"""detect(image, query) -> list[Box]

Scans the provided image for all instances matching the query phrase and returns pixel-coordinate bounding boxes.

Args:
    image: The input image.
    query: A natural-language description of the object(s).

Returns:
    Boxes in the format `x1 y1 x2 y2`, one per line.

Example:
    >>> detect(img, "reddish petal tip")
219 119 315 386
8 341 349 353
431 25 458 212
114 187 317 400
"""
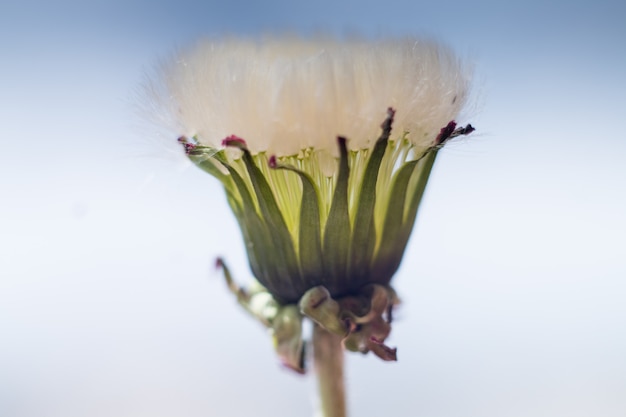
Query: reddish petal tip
380 107 396 131
268 155 278 168
462 124 476 135
280 360 306 375
436 120 457 144
370 337 398 361
221 135 247 148
214 257 224 270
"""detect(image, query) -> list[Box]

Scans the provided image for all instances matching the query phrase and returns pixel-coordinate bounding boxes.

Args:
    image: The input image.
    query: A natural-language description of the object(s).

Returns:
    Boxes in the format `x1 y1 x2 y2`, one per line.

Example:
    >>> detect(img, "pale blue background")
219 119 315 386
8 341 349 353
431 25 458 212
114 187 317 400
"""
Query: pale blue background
1 1 625 416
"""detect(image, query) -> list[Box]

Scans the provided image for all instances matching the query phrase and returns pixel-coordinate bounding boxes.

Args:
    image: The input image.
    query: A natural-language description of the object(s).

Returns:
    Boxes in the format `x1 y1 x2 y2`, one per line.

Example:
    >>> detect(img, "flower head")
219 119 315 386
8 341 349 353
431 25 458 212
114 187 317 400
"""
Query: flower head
144 36 473 372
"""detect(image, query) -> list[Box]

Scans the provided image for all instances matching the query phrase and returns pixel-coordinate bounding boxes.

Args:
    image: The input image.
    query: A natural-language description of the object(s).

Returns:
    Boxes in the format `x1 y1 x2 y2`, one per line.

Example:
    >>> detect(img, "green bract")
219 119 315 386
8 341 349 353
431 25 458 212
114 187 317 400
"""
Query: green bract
182 109 450 303
182 109 473 371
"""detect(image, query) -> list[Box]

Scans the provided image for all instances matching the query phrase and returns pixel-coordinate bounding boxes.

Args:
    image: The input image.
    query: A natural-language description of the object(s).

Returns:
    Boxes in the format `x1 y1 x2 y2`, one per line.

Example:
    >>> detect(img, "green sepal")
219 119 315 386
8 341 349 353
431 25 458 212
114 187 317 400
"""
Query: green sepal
322 137 351 295
222 165 280 294
188 150 229 183
348 109 394 285
370 158 419 282
372 149 438 281
185 144 276 292
272 160 324 289
271 305 306 374
187 149 241 199
237 150 302 303
216 259 305 373
299 286 347 336
401 149 438 241
301 284 398 361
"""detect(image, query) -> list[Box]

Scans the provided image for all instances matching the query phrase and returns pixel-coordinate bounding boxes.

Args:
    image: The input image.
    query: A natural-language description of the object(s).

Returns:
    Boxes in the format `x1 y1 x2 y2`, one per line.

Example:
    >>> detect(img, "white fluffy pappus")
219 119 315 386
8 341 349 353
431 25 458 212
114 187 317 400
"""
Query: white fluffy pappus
144 36 471 157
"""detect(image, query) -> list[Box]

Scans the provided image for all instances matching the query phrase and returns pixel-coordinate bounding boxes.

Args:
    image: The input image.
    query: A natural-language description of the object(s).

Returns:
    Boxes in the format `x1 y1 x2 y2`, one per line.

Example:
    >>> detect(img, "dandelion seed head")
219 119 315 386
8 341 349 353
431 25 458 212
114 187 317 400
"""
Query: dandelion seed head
144 36 470 156
139 36 477 372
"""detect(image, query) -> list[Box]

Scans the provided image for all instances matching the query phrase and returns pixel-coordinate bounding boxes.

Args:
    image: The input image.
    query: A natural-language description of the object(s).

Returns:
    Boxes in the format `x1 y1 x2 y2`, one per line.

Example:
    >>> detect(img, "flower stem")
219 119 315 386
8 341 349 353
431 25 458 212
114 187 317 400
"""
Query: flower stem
313 324 347 417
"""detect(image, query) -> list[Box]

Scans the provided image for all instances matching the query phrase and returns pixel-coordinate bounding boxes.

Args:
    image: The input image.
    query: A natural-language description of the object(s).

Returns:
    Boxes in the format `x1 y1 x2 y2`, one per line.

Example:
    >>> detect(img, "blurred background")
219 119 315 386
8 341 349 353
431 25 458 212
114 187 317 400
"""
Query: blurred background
1 0 625 416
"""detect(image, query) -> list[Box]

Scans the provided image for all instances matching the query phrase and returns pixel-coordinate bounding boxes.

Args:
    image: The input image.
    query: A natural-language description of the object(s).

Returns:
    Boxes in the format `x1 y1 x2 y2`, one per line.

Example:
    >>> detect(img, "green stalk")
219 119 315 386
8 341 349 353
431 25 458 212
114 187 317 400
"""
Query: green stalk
313 324 347 417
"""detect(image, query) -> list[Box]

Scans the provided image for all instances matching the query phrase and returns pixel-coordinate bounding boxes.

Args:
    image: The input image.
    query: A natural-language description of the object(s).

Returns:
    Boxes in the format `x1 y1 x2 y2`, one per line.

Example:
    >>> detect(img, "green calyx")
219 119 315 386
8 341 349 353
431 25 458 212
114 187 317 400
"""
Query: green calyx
181 110 473 304
217 257 399 372
300 284 400 361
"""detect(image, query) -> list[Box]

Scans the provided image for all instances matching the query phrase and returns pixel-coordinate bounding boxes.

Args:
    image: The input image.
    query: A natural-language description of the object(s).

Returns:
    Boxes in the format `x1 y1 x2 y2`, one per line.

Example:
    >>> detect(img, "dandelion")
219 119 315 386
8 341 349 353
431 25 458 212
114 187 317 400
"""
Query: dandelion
143 36 474 417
